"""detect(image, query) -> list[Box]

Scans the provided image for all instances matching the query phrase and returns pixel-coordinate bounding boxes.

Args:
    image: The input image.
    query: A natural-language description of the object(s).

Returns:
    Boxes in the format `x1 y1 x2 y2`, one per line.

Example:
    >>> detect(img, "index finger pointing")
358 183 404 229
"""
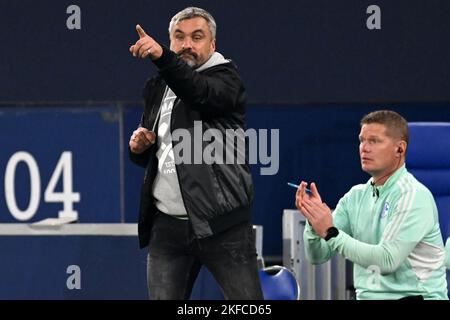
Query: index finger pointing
136 24 147 38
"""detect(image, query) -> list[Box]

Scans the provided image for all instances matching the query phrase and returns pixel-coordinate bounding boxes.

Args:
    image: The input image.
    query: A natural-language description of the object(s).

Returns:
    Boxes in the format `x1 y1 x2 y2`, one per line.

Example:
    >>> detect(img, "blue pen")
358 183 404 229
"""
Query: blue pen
287 182 311 193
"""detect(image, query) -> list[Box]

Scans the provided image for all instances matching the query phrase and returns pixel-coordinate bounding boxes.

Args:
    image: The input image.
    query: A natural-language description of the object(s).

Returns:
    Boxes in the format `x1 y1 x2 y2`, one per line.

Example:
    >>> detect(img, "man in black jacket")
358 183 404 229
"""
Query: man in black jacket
129 7 263 300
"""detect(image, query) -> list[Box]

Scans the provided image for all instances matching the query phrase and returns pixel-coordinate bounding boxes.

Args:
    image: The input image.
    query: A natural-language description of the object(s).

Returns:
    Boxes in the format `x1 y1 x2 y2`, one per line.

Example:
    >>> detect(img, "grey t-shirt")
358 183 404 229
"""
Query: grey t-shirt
152 87 188 217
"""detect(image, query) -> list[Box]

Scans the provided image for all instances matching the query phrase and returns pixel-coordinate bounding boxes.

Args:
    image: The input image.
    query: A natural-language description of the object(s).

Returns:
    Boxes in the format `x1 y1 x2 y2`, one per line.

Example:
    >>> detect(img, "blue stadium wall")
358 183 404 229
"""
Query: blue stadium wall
1 0 450 258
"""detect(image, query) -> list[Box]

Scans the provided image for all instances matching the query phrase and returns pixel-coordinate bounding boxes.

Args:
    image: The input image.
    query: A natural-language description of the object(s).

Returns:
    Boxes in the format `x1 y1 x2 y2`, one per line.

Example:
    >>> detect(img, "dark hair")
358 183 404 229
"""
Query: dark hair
360 110 409 144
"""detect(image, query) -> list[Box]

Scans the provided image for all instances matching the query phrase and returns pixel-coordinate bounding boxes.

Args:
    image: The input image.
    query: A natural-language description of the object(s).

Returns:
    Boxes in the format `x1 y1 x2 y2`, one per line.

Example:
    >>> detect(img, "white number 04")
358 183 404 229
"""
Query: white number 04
4 151 80 221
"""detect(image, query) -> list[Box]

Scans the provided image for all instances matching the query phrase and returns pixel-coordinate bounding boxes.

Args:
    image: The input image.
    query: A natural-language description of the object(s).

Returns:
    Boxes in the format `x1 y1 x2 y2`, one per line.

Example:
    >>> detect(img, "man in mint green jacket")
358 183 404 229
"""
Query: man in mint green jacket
296 110 448 300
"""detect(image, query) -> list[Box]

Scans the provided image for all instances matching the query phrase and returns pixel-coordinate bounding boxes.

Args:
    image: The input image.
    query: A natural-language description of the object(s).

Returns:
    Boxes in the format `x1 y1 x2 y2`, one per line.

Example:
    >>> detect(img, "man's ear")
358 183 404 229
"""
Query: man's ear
397 141 407 155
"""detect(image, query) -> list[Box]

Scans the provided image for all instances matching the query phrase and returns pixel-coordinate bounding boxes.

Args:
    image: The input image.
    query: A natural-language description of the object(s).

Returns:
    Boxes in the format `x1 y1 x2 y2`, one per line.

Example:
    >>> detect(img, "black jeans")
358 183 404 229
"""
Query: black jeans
147 212 263 300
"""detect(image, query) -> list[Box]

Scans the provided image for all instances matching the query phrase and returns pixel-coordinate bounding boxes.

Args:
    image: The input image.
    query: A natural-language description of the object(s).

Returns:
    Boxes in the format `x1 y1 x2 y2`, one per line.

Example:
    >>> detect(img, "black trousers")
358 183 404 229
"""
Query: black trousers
146 211 263 300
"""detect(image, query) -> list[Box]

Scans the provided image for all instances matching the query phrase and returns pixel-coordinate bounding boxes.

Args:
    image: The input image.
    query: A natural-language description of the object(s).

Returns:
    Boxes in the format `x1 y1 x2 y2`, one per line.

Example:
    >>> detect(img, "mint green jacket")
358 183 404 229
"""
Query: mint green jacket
304 165 448 300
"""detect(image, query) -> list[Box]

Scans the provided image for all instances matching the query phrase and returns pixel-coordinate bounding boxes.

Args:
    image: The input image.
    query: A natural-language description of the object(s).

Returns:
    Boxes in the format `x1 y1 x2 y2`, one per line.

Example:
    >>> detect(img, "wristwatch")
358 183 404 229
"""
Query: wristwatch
324 226 339 241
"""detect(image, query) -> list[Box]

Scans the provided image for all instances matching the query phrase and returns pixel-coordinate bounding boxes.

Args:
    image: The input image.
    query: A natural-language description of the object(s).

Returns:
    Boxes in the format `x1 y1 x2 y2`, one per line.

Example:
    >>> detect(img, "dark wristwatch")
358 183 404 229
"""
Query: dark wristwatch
324 227 339 241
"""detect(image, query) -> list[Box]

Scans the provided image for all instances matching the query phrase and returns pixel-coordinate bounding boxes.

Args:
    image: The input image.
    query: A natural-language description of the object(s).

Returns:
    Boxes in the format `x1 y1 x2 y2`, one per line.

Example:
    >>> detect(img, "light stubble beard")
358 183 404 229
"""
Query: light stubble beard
177 49 198 68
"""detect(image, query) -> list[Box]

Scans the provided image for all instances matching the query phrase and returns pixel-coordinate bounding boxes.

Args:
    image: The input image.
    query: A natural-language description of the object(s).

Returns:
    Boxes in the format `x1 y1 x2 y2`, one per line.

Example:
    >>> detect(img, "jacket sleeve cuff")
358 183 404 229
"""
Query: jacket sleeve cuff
304 219 320 238
153 45 175 69
129 146 151 168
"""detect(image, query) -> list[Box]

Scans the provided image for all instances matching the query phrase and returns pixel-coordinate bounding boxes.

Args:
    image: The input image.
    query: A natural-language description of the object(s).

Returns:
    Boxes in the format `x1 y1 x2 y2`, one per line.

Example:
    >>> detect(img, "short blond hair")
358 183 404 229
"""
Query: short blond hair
361 110 409 144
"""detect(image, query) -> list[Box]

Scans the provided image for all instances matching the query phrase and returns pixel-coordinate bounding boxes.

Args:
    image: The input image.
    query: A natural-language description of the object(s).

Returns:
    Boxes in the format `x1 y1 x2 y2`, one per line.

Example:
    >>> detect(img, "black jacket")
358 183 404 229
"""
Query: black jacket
130 47 254 248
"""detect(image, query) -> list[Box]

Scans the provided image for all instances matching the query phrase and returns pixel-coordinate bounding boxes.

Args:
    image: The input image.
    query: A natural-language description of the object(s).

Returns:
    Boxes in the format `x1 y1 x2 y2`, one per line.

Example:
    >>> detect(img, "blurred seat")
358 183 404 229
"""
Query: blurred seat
408 123 450 298
259 265 300 300
407 122 450 241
